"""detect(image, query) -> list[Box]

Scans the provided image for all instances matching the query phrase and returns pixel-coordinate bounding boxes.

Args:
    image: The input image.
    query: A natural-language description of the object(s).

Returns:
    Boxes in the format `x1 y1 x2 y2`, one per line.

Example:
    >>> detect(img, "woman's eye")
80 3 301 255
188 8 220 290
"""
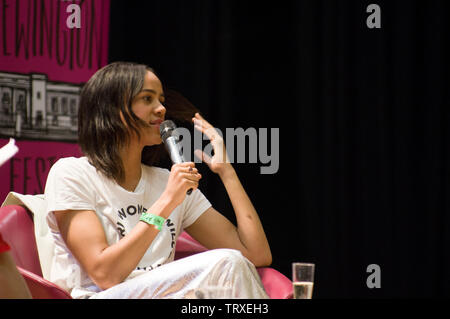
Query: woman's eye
143 96 153 102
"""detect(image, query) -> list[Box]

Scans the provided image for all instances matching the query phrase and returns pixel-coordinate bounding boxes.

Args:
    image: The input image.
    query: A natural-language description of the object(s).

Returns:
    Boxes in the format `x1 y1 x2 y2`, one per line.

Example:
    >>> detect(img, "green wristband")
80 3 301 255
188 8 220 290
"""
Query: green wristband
140 212 166 231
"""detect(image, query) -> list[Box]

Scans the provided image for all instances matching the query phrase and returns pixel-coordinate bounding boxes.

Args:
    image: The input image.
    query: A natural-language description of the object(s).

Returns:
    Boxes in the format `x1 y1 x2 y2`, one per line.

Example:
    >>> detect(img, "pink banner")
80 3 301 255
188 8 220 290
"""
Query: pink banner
1 138 81 195
0 0 110 83
0 0 110 200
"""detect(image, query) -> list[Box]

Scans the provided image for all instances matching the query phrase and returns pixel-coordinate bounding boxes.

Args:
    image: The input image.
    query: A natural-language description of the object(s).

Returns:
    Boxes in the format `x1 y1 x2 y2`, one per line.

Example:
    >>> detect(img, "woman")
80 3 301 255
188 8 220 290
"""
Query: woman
44 62 272 299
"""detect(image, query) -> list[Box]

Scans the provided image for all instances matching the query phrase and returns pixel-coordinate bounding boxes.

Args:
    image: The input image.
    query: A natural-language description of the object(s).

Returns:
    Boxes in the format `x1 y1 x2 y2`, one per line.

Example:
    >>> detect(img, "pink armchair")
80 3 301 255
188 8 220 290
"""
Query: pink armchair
0 205 293 299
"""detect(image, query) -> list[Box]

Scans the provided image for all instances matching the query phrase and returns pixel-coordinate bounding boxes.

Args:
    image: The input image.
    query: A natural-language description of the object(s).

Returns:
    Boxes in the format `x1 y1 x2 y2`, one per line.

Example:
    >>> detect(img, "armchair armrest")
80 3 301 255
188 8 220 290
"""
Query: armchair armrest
18 266 72 299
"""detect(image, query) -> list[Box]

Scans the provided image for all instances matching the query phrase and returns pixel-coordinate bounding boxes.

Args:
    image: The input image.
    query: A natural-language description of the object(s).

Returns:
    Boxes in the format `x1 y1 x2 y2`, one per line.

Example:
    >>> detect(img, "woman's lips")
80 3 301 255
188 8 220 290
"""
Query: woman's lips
149 119 163 131
149 119 163 125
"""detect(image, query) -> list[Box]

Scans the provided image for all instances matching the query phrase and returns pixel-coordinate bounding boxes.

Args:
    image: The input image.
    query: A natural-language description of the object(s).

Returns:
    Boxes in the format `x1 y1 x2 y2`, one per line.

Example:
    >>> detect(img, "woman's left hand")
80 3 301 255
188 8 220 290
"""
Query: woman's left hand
192 113 231 175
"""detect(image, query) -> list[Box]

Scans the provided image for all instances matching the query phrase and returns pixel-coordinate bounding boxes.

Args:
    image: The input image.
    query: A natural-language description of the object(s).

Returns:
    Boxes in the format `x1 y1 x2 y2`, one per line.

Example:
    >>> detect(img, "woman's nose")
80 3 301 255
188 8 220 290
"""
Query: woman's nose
155 104 166 118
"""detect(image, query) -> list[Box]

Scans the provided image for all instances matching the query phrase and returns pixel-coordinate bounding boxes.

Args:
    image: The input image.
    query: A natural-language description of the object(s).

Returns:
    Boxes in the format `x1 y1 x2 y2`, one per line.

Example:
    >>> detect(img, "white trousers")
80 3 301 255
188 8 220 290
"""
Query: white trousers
89 249 269 299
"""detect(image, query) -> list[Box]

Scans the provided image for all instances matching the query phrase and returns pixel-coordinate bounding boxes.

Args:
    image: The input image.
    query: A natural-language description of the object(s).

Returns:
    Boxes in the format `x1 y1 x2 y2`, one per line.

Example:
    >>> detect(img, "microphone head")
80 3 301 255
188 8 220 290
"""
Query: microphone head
160 120 177 142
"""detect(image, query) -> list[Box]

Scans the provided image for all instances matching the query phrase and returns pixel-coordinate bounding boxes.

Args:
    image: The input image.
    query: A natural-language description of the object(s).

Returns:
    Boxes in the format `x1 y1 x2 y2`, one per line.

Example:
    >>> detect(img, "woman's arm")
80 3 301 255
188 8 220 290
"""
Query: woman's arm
54 162 201 290
54 198 172 290
185 113 272 267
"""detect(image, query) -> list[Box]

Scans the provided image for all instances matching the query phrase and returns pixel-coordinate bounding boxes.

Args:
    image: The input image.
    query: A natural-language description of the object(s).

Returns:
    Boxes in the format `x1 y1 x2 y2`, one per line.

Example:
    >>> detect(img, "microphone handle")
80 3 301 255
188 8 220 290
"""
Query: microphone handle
164 136 193 195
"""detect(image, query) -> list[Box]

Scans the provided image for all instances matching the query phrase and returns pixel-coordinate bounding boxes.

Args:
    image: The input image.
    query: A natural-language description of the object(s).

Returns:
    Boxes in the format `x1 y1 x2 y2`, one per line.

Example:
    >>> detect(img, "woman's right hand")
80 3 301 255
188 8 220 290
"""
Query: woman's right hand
161 162 202 207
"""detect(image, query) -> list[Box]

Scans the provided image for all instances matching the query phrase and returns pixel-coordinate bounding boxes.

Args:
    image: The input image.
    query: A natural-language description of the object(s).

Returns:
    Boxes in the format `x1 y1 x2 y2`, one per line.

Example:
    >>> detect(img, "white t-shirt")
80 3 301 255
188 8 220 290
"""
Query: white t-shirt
44 157 211 298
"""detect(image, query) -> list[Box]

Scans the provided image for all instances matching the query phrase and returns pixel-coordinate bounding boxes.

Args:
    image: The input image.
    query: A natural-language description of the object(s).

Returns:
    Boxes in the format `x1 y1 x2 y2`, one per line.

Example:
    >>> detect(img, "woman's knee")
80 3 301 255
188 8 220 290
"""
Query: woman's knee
208 248 248 267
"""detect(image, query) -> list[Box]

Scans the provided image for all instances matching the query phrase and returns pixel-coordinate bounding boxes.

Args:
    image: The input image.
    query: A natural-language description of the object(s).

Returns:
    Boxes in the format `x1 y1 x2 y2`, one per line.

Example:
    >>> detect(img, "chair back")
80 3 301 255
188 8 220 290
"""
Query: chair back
0 205 43 277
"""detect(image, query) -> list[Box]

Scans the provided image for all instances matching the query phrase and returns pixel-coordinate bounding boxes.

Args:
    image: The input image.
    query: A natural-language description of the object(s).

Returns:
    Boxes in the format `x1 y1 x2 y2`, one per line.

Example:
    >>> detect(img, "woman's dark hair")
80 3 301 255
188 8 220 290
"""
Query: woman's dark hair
78 61 199 183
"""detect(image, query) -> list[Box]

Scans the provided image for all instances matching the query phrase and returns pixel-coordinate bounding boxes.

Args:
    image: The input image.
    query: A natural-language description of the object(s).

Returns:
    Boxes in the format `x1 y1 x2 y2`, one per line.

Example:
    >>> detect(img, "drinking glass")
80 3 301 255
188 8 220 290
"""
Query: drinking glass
292 263 315 299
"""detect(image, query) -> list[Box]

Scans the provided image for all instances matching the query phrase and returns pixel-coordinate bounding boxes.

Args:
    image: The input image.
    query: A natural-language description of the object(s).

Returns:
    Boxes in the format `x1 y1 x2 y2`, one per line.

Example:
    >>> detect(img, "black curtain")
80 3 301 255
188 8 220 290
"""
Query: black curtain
109 0 450 298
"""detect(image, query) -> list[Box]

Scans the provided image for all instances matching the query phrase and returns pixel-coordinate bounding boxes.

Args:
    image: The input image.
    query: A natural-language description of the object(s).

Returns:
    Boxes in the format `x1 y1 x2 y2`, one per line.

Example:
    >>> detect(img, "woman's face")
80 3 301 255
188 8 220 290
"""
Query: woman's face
131 71 166 146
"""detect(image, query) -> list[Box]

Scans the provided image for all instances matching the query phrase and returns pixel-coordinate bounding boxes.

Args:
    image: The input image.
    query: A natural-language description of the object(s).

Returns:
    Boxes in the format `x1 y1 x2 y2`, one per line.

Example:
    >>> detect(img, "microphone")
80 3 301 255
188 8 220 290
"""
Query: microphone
160 120 193 195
